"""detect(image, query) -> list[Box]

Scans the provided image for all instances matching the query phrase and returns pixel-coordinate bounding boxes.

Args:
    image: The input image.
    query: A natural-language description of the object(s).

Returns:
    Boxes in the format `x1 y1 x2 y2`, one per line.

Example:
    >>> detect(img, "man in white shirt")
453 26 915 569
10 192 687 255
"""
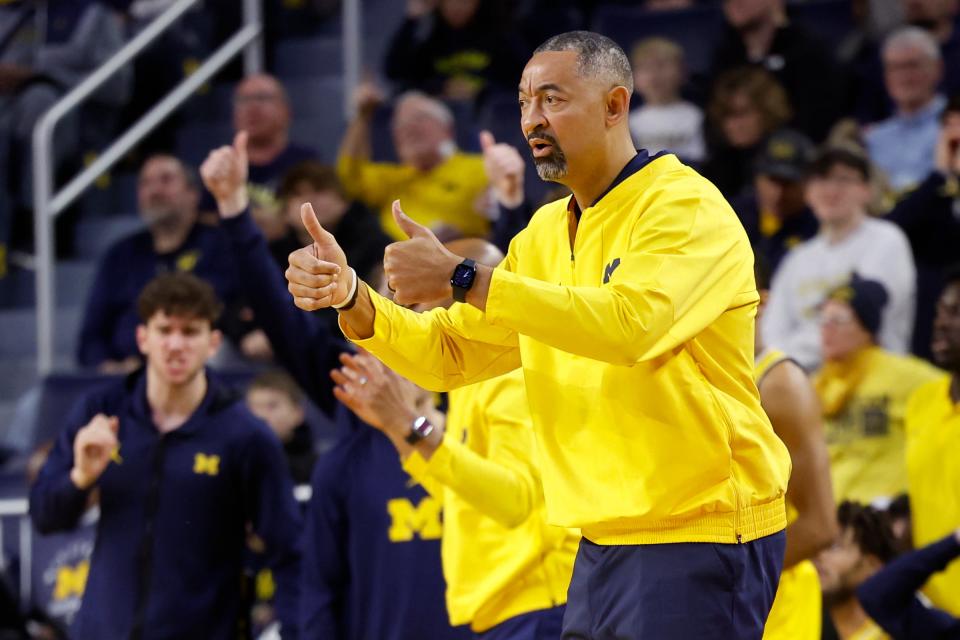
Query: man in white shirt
762 146 917 370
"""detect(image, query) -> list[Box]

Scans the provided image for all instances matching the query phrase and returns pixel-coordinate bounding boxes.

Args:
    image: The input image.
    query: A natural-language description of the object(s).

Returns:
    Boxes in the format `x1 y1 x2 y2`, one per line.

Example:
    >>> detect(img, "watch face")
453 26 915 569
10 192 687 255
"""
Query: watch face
452 263 476 288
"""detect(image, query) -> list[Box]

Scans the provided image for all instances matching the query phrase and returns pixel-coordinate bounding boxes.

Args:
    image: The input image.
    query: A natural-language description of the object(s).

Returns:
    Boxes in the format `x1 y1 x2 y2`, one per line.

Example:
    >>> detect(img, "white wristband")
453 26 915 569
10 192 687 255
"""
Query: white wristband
331 267 358 310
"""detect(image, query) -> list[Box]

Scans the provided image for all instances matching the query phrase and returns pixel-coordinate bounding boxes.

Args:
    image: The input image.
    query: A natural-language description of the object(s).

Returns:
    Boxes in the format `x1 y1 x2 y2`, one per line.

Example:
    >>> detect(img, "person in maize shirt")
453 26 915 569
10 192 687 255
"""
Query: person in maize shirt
329 236 578 639
754 258 838 640
904 265 960 617
284 30 792 638
29 272 302 639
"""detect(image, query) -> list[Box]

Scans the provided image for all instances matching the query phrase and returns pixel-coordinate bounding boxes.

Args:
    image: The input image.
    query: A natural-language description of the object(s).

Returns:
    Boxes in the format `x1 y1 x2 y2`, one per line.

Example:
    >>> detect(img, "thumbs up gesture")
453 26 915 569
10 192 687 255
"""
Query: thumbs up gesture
70 414 120 490
383 200 462 306
286 203 351 311
200 131 249 218
480 130 525 208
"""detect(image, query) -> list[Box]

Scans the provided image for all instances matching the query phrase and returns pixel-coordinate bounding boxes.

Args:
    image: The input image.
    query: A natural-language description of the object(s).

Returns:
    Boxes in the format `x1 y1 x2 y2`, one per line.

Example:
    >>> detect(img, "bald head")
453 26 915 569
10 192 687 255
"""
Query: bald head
233 73 291 147
444 238 504 269
392 91 456 171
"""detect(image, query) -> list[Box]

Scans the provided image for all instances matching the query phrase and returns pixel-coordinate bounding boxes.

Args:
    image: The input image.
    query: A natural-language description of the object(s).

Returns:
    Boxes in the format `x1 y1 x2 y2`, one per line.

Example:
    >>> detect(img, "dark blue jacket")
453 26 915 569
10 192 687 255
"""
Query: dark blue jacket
29 371 302 639
77 223 241 367
220 211 468 640
858 534 960 639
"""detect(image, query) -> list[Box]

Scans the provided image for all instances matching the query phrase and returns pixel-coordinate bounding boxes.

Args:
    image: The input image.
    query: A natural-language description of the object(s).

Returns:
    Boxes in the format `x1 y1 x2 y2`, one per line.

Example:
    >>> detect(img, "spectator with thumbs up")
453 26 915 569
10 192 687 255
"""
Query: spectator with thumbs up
287 31 792 638
31 272 303 640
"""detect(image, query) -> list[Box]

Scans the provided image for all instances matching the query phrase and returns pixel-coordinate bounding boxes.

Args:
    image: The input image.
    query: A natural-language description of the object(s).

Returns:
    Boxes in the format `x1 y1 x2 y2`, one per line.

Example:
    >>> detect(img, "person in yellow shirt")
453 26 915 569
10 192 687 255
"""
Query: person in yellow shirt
329 241 577 637
754 260 837 640
814 501 898 640
905 267 960 616
285 31 791 638
814 274 945 504
337 81 490 240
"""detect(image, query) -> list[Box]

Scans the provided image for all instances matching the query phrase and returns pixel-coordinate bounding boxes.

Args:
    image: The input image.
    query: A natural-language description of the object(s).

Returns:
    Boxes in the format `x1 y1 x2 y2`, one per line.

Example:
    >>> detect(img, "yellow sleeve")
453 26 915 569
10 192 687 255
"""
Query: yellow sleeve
336 154 408 207
402 379 539 528
341 287 521 392
485 183 755 365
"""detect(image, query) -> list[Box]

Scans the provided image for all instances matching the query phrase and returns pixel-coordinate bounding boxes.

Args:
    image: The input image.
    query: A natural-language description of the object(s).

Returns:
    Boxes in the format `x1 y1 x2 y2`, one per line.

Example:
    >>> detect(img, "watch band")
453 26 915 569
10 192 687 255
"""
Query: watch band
404 415 435 445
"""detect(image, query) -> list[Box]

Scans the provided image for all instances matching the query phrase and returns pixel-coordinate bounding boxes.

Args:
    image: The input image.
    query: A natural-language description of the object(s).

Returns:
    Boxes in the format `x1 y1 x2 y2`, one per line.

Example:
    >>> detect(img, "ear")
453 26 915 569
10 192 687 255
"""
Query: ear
136 324 149 356
208 329 223 359
605 85 632 129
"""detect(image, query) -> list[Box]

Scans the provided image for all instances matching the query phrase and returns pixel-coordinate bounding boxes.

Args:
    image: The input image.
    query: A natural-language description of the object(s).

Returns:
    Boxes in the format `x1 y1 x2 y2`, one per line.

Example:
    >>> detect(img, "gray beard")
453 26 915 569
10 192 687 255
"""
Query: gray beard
534 153 568 181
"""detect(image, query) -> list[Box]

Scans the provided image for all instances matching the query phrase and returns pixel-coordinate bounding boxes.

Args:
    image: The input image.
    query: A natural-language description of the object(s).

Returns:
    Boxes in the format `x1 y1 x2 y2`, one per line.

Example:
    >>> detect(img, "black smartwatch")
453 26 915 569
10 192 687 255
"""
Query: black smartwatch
405 416 435 445
450 258 477 303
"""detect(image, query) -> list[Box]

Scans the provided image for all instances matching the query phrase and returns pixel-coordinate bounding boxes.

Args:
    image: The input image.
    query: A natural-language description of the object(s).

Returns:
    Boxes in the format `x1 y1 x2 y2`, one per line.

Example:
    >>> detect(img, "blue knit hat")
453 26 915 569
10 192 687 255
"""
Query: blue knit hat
826 274 889 336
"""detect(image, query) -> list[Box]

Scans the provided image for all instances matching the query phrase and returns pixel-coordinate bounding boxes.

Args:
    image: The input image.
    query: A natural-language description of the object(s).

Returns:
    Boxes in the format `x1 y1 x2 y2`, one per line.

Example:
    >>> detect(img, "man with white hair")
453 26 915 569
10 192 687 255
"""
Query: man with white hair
866 26 947 192
336 83 490 240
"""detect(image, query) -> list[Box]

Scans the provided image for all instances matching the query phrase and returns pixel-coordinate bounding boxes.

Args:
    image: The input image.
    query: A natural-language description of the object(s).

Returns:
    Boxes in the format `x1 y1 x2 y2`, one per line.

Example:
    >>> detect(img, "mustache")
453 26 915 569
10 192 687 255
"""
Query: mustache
527 130 560 146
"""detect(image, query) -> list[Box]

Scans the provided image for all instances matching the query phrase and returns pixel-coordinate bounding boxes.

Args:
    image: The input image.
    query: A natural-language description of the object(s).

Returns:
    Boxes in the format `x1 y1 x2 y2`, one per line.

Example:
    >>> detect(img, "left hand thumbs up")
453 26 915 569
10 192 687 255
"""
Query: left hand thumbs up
383 200 460 307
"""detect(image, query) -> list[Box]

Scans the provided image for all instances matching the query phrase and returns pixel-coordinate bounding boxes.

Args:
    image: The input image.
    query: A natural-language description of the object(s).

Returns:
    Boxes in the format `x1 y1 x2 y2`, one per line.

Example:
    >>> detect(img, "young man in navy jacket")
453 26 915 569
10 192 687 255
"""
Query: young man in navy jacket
29 272 302 639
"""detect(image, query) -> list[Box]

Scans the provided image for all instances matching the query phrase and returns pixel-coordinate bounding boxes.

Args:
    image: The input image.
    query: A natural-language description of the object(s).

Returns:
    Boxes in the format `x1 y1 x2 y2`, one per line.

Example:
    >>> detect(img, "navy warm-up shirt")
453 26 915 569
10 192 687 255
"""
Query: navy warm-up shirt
29 370 302 639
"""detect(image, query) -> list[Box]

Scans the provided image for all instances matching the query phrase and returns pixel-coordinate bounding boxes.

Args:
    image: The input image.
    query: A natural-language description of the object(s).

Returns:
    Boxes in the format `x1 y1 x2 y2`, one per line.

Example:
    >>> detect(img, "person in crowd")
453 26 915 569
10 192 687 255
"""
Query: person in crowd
813 275 944 503
901 0 960 94
858 526 960 637
383 0 528 103
30 273 302 639
866 27 947 192
272 161 390 285
330 236 577 639
732 129 818 274
246 370 317 486
703 67 793 198
628 37 705 163
754 259 837 640
762 146 916 370
77 154 242 373
201 134 471 640
711 0 846 141
337 82 490 240
287 31 792 638
814 501 900 640
904 266 960 617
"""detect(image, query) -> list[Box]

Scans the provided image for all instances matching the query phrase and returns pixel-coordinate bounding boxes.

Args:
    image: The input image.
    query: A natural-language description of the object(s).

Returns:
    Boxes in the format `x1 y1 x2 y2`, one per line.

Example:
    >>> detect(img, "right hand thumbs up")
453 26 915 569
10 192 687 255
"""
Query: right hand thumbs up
479 130 525 208
200 130 250 218
286 203 352 311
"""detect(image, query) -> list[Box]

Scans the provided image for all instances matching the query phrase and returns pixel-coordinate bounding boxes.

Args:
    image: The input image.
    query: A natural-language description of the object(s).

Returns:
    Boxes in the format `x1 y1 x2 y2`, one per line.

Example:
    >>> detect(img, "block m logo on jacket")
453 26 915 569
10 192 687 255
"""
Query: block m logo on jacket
386 497 442 542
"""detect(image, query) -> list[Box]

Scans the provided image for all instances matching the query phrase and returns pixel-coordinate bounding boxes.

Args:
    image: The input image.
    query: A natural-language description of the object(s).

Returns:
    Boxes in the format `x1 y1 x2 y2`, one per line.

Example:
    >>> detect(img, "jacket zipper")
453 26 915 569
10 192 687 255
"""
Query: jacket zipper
129 435 168 640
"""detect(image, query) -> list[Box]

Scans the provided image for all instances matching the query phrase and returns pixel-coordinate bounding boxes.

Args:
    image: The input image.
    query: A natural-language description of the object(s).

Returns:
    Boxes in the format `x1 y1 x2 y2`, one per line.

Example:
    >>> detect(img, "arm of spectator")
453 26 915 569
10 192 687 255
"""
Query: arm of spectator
243 425 302 640
857 532 960 639
29 399 108 534
300 449 351 638
759 359 837 568
480 129 534 251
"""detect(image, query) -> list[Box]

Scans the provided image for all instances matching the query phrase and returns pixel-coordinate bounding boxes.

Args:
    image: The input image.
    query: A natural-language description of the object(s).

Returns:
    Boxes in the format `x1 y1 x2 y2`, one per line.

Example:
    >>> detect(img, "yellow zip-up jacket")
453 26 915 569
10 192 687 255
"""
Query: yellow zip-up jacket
402 369 578 632
344 154 791 544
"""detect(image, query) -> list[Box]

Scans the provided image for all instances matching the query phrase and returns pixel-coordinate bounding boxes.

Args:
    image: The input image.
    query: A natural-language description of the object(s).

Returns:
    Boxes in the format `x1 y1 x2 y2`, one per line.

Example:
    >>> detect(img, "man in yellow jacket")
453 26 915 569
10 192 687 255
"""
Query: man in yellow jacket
286 31 791 638
329 240 578 637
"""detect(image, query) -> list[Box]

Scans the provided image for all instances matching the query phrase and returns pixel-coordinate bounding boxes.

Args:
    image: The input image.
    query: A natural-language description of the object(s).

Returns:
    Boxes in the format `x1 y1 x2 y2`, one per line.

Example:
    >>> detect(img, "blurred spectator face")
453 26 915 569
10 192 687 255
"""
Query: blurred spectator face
932 280 960 370
284 182 349 243
814 525 882 606
137 156 199 228
439 0 480 29
721 91 765 148
645 0 695 10
633 46 684 104
902 0 958 27
820 299 874 361
755 174 806 218
247 387 305 443
392 95 454 171
883 43 942 111
806 163 871 226
233 75 291 146
136 312 221 388
723 0 781 29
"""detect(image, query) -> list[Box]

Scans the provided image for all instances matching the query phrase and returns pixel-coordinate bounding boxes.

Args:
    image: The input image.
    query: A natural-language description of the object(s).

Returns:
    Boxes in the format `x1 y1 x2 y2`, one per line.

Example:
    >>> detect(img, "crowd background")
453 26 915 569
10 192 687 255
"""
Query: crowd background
0 0 959 638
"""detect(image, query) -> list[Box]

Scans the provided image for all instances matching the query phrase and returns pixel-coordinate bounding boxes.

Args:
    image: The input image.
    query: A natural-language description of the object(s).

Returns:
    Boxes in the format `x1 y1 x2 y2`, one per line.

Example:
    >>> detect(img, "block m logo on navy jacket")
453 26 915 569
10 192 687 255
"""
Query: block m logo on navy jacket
386 496 443 542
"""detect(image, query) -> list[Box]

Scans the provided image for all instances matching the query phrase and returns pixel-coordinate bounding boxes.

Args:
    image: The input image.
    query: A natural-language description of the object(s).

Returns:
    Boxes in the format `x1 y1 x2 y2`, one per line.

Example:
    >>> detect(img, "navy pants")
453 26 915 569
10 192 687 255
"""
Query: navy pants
562 532 786 639
478 606 567 640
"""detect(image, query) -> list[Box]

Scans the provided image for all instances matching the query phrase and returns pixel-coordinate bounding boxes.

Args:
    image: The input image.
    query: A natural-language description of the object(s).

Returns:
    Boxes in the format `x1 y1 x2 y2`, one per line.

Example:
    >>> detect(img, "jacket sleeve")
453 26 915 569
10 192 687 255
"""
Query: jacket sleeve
484 182 757 365
221 211 345 416
299 446 351 639
29 397 95 534
857 534 960 639
401 376 539 528
243 423 303 640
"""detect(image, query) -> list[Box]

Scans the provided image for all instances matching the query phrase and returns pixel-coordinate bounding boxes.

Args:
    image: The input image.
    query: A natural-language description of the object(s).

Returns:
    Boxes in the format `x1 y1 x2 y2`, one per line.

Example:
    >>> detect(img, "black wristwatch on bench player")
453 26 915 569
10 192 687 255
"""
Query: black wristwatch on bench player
450 258 477 303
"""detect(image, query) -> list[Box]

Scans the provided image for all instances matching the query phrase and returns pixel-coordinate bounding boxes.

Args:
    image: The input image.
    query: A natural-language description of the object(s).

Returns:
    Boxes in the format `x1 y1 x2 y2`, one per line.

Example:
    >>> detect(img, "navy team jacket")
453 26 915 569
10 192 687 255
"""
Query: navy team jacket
29 370 302 639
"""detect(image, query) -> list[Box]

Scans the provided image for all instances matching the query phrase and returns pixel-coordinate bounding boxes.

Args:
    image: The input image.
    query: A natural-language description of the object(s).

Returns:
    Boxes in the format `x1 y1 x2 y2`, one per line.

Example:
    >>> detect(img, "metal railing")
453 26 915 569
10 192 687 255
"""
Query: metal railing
31 0 264 374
